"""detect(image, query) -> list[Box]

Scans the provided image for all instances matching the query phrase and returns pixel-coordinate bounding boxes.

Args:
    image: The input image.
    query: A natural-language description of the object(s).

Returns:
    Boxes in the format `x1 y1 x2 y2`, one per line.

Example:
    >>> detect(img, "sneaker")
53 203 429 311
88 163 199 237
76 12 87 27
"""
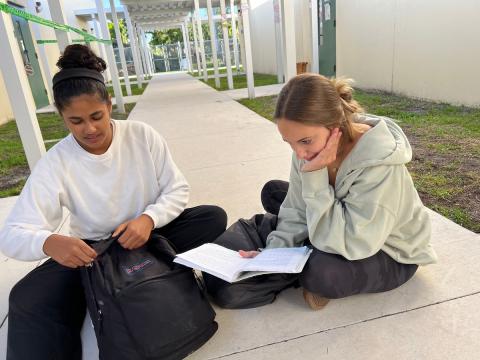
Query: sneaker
303 289 330 310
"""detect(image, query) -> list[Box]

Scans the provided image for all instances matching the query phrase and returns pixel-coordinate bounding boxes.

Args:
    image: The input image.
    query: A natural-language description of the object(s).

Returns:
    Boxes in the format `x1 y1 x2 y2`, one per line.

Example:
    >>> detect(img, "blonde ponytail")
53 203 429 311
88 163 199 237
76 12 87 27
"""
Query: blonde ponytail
330 77 364 114
274 73 365 144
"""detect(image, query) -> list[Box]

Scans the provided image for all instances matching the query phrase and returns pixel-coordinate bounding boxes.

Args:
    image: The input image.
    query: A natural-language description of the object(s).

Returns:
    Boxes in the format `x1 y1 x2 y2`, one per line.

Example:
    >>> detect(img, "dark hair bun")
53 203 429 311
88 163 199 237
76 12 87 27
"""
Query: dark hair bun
56 44 107 73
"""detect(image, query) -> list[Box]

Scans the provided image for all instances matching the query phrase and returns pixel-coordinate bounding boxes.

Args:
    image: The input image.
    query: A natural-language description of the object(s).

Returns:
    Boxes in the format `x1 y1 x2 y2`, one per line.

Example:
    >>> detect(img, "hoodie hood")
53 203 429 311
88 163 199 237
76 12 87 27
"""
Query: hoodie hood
341 114 412 172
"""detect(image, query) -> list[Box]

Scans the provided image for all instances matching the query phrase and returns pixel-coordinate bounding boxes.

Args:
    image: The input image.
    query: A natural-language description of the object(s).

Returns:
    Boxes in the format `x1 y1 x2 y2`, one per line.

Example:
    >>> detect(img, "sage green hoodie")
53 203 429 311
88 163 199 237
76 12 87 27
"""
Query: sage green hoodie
266 115 437 265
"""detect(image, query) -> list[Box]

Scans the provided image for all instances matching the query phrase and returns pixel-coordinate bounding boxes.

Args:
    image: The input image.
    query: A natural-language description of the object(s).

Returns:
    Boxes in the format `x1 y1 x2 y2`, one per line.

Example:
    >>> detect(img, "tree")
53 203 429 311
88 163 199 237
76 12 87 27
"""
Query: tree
108 19 129 46
149 28 183 45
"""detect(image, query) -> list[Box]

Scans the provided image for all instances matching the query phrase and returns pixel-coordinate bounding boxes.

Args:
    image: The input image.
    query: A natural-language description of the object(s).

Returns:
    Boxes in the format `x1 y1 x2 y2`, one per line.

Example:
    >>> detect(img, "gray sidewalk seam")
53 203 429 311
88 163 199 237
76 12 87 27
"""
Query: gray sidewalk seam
207 290 480 360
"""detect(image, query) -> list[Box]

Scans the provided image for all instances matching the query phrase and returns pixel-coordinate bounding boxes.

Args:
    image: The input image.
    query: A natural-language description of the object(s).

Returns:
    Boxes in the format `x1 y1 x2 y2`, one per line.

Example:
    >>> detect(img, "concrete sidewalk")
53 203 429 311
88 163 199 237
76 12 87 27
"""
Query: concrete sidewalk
1 72 479 359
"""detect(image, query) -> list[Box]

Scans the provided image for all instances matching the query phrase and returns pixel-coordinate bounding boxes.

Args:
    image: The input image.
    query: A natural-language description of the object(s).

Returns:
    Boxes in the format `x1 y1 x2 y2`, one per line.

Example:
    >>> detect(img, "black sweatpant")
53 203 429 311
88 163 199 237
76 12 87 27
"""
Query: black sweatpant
261 180 418 299
7 205 227 360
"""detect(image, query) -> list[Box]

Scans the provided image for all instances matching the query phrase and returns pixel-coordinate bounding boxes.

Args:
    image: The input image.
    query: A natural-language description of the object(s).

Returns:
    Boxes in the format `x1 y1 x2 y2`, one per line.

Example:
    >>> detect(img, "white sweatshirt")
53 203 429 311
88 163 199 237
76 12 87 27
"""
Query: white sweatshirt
0 120 189 261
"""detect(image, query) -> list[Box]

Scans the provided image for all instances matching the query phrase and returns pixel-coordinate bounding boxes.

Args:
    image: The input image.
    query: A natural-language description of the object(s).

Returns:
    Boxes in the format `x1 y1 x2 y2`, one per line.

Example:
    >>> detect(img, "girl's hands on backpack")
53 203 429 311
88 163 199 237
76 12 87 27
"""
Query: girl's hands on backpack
113 214 155 250
43 234 97 268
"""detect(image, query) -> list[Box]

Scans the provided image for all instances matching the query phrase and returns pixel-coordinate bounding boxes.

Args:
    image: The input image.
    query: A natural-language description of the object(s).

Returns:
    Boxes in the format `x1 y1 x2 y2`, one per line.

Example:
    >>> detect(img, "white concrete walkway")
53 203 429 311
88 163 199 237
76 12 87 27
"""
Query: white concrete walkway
1 73 479 359
223 83 285 100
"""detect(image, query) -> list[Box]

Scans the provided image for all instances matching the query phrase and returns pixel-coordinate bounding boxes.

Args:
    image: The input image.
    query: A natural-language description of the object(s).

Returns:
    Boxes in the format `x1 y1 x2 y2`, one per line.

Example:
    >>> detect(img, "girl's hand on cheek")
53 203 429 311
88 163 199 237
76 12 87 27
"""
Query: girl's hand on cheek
301 128 342 172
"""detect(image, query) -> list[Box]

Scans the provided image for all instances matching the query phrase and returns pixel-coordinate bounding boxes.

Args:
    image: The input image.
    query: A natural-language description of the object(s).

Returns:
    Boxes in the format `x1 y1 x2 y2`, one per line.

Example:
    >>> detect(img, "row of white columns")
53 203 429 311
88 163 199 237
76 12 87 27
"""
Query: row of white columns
188 0 254 97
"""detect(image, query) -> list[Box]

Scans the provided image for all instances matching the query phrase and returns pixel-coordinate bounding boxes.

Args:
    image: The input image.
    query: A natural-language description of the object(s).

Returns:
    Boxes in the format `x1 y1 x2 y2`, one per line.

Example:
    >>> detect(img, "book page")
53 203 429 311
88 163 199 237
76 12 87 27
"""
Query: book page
174 243 248 282
240 247 312 273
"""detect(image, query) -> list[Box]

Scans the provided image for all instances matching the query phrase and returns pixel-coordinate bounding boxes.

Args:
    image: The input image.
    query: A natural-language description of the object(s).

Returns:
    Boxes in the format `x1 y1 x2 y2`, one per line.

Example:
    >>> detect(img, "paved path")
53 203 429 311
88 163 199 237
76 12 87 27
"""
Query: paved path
1 72 479 359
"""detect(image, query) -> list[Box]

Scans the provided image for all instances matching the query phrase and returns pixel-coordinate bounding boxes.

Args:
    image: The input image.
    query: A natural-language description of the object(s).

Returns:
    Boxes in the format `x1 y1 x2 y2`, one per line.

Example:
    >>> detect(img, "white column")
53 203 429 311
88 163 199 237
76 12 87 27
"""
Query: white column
194 0 208 81
220 0 233 90
237 9 246 73
136 24 148 78
230 0 240 73
206 0 220 88
95 0 125 113
140 28 153 76
124 7 143 88
239 0 254 98
190 17 202 75
181 24 192 72
0 10 46 169
47 0 71 53
27 0 54 101
149 48 155 74
109 0 131 96
273 0 284 83
138 27 150 76
310 0 319 73
91 15 112 82
281 0 296 81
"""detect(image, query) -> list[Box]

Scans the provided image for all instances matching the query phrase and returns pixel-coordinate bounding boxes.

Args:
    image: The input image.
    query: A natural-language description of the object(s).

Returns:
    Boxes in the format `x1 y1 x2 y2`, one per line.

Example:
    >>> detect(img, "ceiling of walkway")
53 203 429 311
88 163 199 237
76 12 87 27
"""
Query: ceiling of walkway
120 0 237 31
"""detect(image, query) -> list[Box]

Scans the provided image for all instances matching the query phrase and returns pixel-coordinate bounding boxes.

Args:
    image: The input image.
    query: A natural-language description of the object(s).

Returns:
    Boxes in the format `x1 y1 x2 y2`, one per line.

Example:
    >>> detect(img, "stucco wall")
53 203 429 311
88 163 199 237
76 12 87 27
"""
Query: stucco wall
337 0 480 106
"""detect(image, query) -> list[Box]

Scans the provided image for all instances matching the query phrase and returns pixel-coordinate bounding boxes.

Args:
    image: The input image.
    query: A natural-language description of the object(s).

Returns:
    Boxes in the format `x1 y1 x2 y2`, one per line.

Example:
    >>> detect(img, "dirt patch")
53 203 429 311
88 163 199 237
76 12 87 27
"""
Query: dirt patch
0 166 30 192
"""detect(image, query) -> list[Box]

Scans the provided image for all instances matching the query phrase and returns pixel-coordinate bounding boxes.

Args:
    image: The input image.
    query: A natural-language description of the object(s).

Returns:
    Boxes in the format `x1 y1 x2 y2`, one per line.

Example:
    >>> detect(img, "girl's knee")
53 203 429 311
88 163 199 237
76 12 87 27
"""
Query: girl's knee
300 262 351 299
203 205 228 233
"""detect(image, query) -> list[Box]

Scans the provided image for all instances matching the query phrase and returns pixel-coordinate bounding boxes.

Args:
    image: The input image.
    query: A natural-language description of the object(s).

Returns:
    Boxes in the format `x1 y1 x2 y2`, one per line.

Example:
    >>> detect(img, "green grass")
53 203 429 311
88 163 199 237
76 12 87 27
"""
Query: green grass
238 90 480 233
0 102 137 197
107 83 147 97
189 66 244 77
200 73 278 91
106 76 151 96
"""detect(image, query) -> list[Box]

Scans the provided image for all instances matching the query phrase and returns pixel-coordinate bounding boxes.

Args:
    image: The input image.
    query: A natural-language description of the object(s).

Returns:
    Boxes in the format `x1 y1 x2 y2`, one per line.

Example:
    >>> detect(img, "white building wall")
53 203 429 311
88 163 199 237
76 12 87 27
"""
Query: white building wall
337 0 480 106
249 0 314 76
249 0 277 74
294 0 312 72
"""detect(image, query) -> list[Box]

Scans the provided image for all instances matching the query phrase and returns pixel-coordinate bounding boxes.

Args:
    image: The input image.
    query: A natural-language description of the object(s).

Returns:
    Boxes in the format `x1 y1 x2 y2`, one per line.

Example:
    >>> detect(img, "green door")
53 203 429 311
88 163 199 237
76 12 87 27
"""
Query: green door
318 0 336 77
12 15 49 109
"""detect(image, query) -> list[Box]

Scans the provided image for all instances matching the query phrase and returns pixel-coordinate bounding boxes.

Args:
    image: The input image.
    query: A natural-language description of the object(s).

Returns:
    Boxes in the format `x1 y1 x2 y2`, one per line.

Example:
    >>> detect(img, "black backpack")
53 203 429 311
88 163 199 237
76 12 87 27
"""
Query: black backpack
81 232 217 360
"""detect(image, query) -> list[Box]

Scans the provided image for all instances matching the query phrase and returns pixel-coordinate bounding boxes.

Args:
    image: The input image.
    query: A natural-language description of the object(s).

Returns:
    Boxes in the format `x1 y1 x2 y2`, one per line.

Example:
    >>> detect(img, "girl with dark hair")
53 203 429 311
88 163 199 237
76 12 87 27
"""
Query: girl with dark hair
239 74 437 310
0 44 227 359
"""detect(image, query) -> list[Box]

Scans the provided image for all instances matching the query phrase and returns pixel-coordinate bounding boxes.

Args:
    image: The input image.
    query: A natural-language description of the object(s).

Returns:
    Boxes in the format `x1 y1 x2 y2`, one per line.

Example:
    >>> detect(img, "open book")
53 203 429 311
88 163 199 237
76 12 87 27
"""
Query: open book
173 243 313 283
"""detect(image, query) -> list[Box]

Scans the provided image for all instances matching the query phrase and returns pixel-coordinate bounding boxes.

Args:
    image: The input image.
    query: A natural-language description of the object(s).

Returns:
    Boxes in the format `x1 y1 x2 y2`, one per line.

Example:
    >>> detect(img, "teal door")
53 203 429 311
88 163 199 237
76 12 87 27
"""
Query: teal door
12 15 49 109
318 0 336 77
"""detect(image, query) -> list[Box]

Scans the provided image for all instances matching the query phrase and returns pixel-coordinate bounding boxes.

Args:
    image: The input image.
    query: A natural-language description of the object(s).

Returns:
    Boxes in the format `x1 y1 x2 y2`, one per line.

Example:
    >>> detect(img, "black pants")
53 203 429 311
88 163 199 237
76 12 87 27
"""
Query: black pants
7 205 227 360
262 180 418 299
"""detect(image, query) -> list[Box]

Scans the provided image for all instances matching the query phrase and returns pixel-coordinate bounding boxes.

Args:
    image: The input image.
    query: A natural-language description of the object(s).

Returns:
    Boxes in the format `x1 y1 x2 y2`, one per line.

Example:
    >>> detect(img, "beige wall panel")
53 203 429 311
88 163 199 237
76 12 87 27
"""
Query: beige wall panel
0 72 14 125
249 0 277 74
336 0 395 91
393 0 480 105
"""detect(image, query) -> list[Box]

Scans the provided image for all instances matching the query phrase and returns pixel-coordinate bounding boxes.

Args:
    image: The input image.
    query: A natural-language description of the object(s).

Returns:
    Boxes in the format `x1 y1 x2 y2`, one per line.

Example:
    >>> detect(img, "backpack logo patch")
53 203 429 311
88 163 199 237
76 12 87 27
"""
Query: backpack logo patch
122 259 154 275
